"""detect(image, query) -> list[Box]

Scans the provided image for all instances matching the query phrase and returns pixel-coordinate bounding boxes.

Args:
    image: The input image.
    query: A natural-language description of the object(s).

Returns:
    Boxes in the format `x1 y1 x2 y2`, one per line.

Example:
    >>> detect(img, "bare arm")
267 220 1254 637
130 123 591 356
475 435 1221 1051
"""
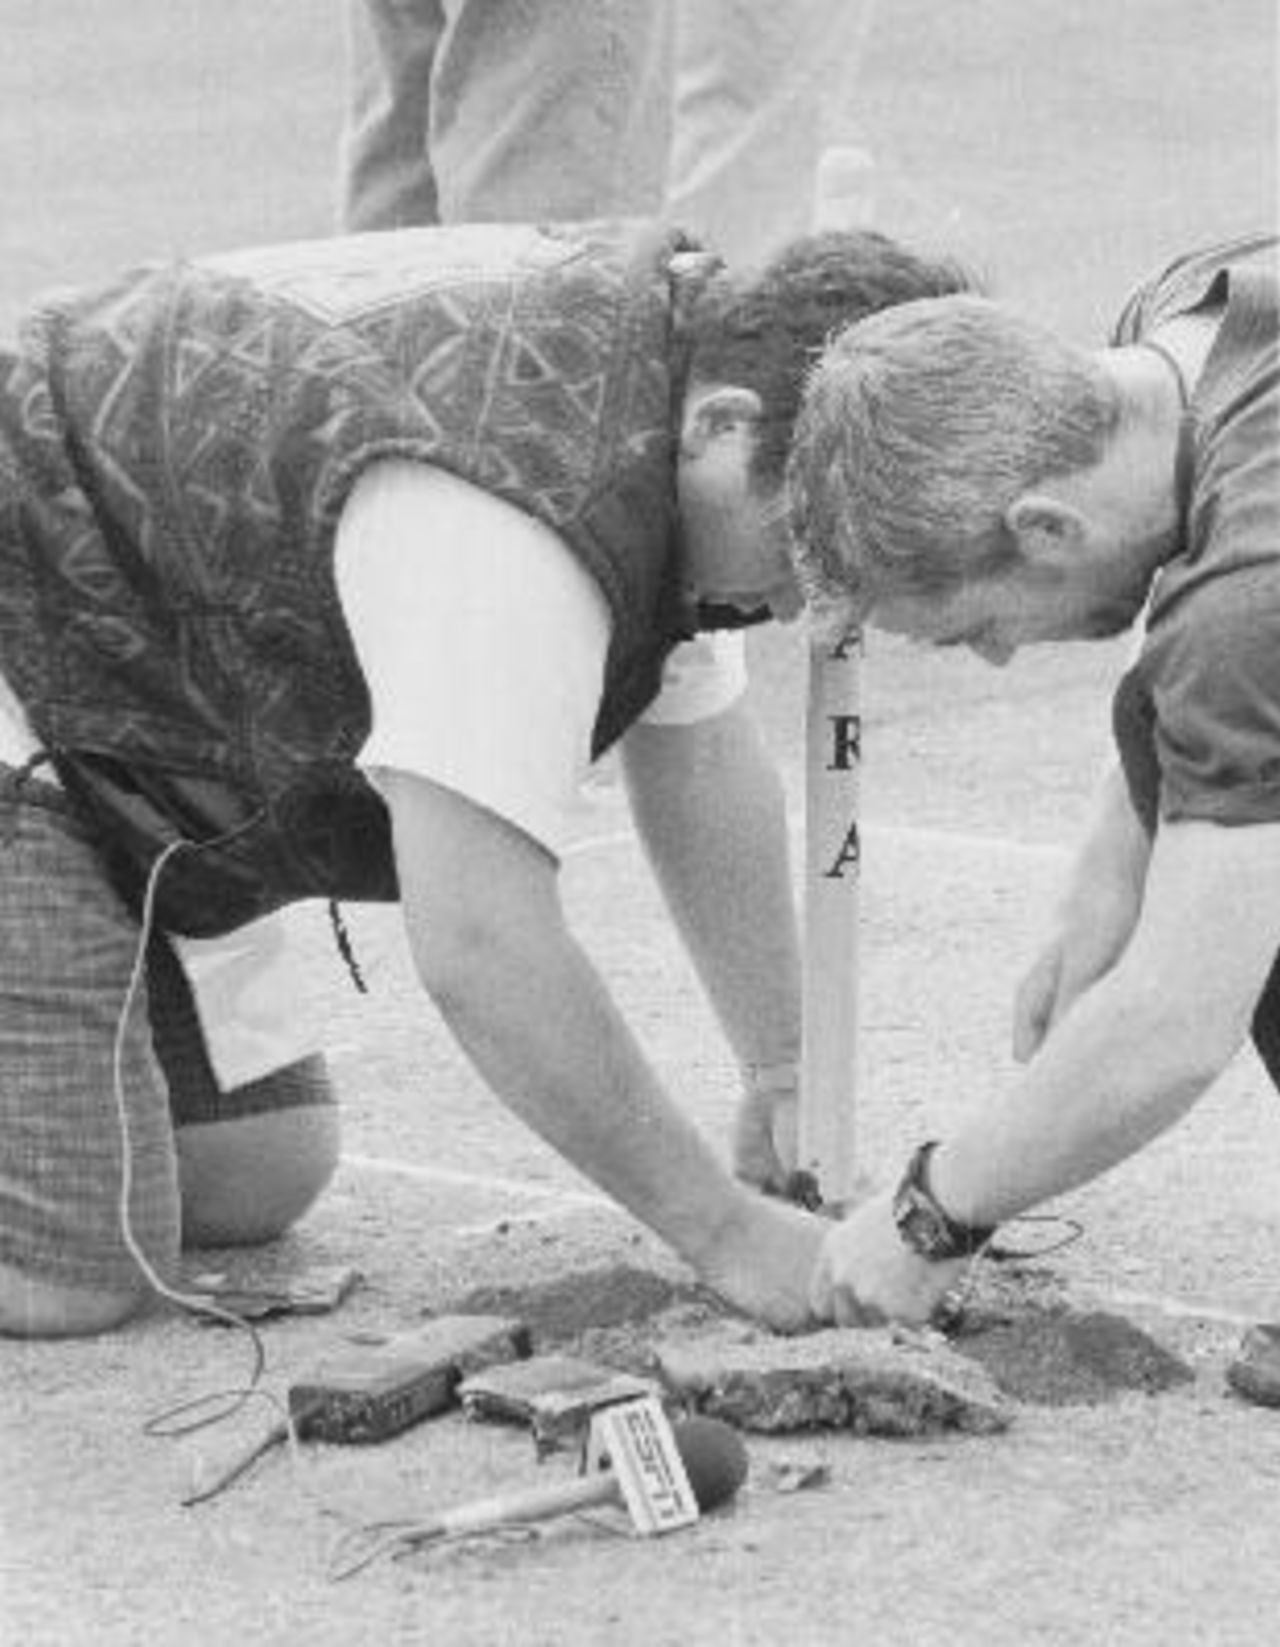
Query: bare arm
1013 764 1153 1061
381 767 825 1329
942 815 1280 1213
620 702 803 1187
817 815 1280 1324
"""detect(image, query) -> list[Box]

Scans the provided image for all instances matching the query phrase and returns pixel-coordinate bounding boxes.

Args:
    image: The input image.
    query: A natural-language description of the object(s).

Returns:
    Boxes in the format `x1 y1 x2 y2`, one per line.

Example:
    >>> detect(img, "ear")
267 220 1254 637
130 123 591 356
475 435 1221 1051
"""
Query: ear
679 385 763 457
1003 493 1089 575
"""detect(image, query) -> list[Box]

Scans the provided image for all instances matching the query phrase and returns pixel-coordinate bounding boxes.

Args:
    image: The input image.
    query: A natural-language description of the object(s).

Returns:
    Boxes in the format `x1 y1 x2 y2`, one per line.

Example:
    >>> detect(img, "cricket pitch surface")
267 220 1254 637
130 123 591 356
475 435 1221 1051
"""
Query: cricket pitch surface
8 635 1280 1647
6 3 1277 1634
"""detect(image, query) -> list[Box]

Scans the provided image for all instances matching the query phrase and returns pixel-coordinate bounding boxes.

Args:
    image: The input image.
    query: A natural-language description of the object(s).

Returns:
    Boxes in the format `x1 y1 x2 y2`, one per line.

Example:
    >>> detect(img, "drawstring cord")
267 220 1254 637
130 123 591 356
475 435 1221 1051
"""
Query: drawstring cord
328 900 368 994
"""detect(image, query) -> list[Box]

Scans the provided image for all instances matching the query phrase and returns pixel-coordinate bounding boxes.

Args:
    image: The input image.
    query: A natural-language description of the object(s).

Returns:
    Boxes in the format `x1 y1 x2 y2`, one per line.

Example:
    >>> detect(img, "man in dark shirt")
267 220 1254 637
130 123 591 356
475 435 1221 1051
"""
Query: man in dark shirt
786 235 1280 1362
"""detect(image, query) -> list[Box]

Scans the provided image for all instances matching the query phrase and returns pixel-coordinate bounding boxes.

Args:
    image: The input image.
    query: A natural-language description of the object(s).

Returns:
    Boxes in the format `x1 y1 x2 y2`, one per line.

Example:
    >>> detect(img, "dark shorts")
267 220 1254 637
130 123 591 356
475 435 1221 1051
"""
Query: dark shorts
1252 950 1280 1091
0 762 332 1291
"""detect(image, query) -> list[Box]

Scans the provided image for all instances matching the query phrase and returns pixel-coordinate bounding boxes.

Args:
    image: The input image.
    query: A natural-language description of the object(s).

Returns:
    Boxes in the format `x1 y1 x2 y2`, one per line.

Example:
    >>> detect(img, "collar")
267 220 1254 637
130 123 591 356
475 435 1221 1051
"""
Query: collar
693 601 772 632
1134 338 1196 552
1134 336 1190 410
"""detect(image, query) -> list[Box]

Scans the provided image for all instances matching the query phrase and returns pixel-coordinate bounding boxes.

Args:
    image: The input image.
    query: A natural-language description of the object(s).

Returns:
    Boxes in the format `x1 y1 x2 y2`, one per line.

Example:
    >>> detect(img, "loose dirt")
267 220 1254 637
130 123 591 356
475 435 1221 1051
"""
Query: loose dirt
451 1261 1194 1410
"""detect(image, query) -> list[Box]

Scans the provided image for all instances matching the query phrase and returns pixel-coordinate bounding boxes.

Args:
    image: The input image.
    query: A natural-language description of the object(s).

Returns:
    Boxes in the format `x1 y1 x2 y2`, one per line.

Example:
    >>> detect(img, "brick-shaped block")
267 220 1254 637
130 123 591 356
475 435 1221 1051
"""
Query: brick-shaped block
657 1323 1013 1437
290 1314 532 1443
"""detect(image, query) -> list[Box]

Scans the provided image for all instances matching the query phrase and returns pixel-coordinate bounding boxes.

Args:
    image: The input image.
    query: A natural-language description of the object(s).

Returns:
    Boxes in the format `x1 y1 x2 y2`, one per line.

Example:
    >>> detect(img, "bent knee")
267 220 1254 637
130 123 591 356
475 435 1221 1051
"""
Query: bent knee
0 1263 147 1339
178 1103 341 1248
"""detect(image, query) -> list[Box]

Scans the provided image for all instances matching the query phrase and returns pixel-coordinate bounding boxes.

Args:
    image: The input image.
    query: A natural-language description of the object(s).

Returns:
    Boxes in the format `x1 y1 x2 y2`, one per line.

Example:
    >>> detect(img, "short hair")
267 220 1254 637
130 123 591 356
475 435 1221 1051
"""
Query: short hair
787 294 1121 627
679 231 973 490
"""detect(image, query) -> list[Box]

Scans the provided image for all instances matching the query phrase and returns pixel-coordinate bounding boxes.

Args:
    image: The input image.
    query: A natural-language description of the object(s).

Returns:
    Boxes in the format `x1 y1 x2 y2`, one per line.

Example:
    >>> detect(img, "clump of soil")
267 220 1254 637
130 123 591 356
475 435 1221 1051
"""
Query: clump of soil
449 1263 1194 1408
450 1265 708 1342
942 1261 1194 1404
448 1266 723 1375
953 1309 1194 1405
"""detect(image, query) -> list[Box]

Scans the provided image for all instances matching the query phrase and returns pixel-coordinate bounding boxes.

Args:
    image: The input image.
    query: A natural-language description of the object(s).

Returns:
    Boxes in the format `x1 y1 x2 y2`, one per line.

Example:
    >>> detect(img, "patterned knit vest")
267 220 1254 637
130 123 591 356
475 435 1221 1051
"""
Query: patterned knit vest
0 221 694 934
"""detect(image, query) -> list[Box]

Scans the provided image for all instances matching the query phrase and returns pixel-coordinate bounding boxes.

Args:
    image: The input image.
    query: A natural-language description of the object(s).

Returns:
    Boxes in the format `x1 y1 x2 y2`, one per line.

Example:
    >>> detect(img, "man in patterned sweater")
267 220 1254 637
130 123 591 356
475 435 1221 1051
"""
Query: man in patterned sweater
0 219 967 1338
787 234 1280 1356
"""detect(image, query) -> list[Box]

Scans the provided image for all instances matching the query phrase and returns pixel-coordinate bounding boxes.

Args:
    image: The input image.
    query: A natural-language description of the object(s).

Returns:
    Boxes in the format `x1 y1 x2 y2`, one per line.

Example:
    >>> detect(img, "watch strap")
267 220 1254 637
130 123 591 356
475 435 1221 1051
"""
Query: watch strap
893 1141 997 1261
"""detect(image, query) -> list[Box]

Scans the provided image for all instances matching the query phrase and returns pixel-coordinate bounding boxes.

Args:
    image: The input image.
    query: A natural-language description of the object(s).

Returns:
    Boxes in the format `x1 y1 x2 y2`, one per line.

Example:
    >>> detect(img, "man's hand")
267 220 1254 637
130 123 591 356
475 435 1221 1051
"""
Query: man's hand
382 767 836 1329
731 1069 798 1193
808 1190 967 1328
695 1191 828 1334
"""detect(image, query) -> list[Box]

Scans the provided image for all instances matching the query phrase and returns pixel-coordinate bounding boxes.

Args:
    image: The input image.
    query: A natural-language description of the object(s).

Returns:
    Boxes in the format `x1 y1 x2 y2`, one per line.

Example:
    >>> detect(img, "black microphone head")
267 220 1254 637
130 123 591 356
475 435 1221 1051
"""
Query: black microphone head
672 1417 749 1511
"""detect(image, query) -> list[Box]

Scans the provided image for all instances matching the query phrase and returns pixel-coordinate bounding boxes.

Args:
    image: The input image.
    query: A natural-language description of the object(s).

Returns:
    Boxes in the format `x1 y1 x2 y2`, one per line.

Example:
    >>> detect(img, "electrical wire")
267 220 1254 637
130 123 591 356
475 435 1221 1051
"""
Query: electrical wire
109 835 295 1466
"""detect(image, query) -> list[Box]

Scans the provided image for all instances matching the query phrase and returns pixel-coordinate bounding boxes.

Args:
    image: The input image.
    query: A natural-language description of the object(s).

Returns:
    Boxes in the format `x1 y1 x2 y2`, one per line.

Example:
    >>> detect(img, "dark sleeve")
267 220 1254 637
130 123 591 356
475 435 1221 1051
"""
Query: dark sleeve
1112 669 1160 836
1109 235 1278 345
1144 574 1280 826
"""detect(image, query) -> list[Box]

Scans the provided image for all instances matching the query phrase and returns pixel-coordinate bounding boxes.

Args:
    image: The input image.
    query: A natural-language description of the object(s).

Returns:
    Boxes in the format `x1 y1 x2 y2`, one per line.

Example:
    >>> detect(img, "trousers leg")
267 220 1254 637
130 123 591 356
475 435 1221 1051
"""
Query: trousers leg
339 0 879 260
428 0 671 222
340 0 445 230
341 0 671 230
666 0 877 264
0 768 179 1291
1252 948 1280 1091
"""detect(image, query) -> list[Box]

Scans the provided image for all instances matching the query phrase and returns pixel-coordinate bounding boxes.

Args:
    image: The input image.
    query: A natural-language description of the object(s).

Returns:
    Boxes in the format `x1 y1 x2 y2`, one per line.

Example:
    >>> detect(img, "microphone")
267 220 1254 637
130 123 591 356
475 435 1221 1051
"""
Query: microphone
329 1416 748 1577
427 1415 747 1540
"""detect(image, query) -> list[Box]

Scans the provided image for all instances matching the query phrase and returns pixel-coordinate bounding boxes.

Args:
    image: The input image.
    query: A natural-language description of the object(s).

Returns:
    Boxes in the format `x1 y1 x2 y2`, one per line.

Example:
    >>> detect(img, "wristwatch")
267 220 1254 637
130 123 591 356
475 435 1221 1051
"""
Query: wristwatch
892 1142 997 1261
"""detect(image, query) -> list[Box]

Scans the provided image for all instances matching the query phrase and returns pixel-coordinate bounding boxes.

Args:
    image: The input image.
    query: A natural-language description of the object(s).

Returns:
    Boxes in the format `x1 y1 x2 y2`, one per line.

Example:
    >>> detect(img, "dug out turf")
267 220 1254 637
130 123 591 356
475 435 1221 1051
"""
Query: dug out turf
451 1261 1195 1412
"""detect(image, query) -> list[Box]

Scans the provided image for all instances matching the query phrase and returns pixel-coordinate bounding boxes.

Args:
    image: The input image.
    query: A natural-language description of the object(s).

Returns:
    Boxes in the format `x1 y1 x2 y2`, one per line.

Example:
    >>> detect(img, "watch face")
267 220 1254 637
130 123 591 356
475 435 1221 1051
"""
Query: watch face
894 1185 957 1260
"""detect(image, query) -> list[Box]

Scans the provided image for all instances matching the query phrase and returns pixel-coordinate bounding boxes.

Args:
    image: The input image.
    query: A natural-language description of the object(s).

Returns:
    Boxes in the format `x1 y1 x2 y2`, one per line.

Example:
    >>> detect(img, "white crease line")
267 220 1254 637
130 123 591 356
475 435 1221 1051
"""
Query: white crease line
343 1155 1264 1321
864 822 1067 862
1084 1284 1263 1331
565 821 1068 863
348 824 1064 1234
340 1149 605 1210
450 1201 608 1240
350 829 1262 1321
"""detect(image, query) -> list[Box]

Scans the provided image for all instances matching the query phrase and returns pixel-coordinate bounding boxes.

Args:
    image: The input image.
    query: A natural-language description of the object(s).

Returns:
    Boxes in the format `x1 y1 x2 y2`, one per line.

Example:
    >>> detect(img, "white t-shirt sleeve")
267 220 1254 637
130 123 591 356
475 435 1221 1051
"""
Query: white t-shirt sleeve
334 459 610 859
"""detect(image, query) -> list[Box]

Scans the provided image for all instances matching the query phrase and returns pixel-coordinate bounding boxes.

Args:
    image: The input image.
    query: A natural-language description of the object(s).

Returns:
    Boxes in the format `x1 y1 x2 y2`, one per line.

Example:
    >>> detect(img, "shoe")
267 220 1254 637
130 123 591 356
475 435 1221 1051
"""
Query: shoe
1226 1323 1280 1407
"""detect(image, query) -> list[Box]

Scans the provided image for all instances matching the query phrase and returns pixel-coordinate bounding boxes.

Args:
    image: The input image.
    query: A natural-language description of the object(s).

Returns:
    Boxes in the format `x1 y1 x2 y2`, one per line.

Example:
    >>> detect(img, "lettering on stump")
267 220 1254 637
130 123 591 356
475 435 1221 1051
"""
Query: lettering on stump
822 705 860 880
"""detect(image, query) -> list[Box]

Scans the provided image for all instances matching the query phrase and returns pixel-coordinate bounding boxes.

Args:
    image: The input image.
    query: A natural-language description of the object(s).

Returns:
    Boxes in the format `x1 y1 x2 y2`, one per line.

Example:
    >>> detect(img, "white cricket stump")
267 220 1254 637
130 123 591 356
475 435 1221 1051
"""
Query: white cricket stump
799 628 862 1207
796 145 876 1207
